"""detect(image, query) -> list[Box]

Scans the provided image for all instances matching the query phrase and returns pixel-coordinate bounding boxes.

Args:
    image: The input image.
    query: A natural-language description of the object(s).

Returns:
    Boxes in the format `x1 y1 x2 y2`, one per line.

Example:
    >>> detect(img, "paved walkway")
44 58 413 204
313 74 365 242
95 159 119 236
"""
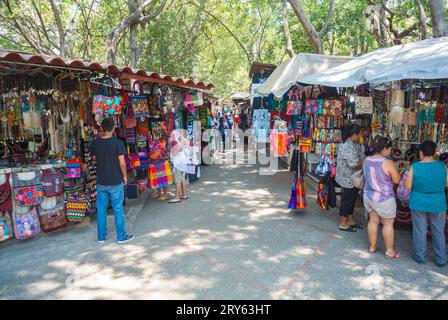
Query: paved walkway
0 148 447 299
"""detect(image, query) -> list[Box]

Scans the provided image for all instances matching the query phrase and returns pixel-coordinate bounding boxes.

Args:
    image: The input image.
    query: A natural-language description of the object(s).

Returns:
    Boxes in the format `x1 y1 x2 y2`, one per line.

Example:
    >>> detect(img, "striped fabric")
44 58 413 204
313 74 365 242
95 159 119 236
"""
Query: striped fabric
149 161 173 189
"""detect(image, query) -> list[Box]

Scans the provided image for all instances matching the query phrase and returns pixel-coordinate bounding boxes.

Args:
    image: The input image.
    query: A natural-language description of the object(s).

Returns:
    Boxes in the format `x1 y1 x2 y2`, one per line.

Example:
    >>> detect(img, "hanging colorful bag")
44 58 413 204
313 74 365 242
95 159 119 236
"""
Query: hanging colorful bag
0 173 13 212
191 92 203 107
317 180 328 209
129 154 141 169
149 161 173 189
184 91 195 114
65 192 89 224
41 168 64 197
299 138 313 153
12 206 41 240
287 101 302 116
130 96 150 118
0 212 13 242
296 176 307 209
137 119 150 136
38 195 67 233
355 96 373 115
92 77 123 115
122 106 137 129
12 171 44 207
66 160 82 179
125 127 136 144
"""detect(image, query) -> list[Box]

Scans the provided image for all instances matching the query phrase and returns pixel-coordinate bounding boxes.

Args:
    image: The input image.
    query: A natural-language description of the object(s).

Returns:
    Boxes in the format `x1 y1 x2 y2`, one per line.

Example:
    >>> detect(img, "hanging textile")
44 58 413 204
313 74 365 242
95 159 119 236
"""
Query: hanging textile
252 109 270 142
149 161 173 189
288 152 307 209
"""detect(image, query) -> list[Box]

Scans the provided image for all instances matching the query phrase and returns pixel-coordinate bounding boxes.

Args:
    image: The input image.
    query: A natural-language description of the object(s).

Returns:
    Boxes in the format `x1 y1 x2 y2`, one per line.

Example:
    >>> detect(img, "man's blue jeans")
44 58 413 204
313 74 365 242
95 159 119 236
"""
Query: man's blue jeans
97 183 127 242
411 210 447 265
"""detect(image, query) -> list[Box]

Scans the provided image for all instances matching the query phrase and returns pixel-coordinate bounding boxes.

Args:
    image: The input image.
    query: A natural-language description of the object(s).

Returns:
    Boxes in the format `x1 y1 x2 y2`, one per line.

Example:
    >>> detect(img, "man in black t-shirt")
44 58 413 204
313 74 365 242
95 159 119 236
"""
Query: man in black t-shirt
90 118 134 244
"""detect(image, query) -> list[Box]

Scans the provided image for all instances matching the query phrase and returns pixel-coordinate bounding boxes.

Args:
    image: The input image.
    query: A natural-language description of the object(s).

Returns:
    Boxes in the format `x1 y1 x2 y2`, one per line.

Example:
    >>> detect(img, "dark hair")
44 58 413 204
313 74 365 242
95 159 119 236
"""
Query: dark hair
419 140 437 157
343 124 361 141
101 118 115 132
371 136 393 154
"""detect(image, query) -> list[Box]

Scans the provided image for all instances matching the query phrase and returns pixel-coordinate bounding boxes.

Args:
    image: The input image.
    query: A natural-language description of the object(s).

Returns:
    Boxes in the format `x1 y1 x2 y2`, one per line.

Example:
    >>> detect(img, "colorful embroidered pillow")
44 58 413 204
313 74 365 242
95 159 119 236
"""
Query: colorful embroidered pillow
12 172 44 207
286 101 303 116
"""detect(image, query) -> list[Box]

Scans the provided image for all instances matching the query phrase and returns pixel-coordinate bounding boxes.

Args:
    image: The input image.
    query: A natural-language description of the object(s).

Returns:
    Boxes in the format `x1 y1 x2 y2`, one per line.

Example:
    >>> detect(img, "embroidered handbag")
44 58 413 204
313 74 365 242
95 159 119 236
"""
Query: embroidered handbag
130 96 150 118
137 119 150 136
12 171 44 207
65 192 89 224
38 195 67 233
149 161 173 189
129 154 141 168
0 212 13 242
122 107 137 129
355 96 373 115
41 168 64 197
299 138 312 153
138 152 150 169
191 92 203 107
12 206 41 240
66 160 82 179
0 173 13 212
125 127 136 144
286 101 302 116
317 180 329 209
137 135 147 148
92 77 123 115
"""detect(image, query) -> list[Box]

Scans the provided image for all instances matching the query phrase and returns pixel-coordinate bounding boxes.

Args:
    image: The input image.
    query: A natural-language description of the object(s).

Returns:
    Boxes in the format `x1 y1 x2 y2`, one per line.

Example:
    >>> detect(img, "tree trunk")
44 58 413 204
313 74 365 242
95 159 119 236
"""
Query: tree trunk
416 0 428 40
129 24 138 68
429 0 448 37
283 1 295 58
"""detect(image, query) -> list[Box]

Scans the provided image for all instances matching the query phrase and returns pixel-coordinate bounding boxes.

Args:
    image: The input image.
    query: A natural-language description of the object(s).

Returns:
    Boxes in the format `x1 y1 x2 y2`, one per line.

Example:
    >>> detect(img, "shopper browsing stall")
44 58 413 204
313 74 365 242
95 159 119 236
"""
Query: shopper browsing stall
363 136 401 259
405 141 448 267
335 124 364 232
90 118 134 244
169 130 190 204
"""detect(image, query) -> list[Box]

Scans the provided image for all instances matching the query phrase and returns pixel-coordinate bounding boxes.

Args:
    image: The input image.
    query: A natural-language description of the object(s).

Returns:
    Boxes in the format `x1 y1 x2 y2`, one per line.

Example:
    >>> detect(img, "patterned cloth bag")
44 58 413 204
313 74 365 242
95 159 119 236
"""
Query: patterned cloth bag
0 173 12 212
137 119 150 136
149 161 173 189
355 96 373 114
12 171 44 207
66 160 82 179
130 96 150 118
12 206 41 240
65 192 89 224
286 101 303 116
41 168 64 197
38 195 67 233
396 169 411 203
0 212 13 242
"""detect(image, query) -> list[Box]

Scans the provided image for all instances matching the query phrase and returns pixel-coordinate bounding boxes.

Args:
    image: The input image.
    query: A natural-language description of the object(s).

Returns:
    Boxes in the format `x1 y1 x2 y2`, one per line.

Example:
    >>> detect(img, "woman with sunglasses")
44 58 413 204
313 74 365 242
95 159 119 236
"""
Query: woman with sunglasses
363 136 401 259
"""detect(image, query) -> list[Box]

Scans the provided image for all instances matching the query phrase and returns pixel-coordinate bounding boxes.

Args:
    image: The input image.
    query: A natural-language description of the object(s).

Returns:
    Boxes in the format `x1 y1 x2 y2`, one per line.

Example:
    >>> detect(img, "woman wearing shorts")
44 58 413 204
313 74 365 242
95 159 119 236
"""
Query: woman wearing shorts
363 136 401 259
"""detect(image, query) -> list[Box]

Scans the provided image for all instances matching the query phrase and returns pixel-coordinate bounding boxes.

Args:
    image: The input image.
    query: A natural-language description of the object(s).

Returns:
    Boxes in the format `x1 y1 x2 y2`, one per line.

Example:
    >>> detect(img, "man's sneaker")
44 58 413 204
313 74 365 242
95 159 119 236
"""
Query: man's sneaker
118 235 135 244
98 236 109 244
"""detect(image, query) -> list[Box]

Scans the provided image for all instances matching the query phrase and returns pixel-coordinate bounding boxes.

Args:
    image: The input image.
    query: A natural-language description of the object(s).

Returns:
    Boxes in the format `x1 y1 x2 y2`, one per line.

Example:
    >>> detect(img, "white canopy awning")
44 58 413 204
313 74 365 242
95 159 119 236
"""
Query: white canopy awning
255 53 353 98
229 92 250 100
300 37 448 87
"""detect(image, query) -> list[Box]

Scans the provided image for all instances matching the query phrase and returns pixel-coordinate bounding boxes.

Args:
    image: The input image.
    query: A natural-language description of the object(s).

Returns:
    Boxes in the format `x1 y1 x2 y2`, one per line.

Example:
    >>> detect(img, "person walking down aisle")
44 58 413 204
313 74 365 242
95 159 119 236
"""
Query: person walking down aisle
363 136 401 259
335 124 364 232
169 131 190 204
90 118 134 244
218 116 228 152
405 141 448 267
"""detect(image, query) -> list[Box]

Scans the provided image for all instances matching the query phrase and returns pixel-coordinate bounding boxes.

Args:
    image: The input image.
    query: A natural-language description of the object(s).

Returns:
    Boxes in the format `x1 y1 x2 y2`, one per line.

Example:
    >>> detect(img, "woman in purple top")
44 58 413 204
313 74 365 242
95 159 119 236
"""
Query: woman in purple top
363 136 401 259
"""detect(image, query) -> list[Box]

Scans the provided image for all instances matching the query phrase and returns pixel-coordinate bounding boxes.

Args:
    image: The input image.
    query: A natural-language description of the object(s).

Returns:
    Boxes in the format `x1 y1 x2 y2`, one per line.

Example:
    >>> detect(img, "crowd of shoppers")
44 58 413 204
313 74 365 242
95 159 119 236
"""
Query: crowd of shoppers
335 123 447 266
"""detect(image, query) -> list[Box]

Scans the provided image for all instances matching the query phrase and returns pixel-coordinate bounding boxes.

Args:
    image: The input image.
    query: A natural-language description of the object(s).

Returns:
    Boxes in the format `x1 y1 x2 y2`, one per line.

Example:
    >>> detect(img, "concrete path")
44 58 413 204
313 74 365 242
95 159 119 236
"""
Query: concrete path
0 148 447 300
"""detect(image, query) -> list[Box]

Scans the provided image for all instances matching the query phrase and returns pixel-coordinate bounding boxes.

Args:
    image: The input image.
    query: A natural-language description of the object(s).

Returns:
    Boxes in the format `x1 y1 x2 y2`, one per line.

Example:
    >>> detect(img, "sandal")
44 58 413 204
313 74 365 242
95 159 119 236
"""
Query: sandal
385 251 400 259
339 225 357 232
368 246 379 254
350 223 363 229
180 195 189 200
168 199 181 203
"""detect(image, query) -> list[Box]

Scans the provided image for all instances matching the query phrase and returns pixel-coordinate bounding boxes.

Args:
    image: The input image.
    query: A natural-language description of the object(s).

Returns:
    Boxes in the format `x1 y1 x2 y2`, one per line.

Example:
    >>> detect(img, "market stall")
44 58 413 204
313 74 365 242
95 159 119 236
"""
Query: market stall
297 38 448 234
0 50 214 243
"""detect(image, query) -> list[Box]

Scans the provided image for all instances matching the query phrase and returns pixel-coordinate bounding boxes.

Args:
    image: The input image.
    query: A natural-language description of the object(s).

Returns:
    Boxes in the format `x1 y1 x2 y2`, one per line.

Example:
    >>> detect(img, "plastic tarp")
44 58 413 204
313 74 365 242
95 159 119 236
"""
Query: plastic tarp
300 37 448 88
255 53 353 98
